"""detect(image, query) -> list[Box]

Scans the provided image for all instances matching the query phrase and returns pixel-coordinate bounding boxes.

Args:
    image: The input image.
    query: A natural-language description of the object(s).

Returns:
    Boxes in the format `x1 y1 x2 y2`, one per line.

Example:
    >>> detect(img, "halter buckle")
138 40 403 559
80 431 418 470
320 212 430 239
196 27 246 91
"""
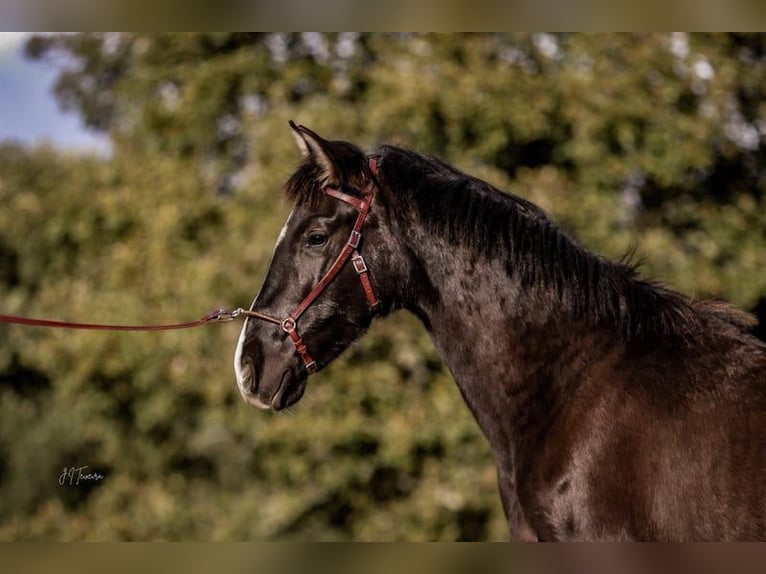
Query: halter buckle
348 230 362 249
351 254 368 274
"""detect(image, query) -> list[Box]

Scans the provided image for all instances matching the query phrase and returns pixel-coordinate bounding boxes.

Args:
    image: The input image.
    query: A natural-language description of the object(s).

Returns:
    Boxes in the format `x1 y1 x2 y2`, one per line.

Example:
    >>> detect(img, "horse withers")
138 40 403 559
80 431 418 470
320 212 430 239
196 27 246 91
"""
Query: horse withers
234 122 766 541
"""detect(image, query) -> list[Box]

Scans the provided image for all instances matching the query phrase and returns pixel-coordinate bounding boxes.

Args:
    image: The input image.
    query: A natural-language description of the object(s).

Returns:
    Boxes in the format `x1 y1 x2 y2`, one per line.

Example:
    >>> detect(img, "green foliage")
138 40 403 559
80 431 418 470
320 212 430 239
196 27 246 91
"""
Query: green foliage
1 33 765 540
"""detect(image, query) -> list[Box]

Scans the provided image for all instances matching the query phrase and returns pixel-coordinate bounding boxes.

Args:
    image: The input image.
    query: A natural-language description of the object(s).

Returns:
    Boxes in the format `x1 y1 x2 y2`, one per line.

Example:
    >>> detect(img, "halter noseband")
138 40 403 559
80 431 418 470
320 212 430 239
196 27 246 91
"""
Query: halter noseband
238 158 381 374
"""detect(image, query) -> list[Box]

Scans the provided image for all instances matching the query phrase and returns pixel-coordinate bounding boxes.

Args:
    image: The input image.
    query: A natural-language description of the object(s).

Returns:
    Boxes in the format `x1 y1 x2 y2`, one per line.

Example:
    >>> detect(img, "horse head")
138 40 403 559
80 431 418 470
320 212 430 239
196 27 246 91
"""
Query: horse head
233 123 402 410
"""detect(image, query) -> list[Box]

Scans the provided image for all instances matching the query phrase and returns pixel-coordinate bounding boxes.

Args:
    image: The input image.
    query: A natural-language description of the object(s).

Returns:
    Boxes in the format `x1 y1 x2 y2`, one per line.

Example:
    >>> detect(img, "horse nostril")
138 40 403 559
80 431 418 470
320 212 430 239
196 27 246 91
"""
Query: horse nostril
241 360 258 394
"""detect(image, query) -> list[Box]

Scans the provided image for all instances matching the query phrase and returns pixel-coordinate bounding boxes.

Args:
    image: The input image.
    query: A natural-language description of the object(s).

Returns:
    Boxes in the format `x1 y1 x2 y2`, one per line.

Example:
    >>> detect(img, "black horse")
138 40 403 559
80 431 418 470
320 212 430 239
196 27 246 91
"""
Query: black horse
234 123 766 541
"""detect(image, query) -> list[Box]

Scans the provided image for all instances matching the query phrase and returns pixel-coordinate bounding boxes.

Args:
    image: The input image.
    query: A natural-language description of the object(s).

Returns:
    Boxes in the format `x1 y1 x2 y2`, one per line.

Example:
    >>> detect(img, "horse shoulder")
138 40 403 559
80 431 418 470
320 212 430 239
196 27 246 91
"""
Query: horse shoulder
514 330 766 540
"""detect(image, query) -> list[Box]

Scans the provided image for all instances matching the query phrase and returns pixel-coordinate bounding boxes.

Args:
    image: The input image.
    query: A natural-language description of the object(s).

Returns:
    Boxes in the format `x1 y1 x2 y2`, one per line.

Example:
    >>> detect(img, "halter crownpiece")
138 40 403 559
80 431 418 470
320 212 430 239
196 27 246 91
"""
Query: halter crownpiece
238 157 381 374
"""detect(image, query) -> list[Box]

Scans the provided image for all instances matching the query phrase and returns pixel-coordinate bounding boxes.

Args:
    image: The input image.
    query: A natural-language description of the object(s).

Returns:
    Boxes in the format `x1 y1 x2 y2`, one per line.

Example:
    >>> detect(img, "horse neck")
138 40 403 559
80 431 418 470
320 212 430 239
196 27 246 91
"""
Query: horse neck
392 202 618 466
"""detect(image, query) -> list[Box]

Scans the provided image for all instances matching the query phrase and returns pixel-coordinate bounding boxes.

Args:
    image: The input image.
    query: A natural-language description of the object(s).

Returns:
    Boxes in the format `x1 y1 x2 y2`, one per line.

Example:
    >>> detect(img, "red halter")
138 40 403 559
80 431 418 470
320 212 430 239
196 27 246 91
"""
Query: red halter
238 158 381 374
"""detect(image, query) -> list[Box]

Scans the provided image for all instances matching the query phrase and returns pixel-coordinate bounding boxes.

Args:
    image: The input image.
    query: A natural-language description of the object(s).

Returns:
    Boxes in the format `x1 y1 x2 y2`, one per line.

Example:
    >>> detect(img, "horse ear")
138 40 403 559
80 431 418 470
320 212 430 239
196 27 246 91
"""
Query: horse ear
289 120 311 157
288 121 340 184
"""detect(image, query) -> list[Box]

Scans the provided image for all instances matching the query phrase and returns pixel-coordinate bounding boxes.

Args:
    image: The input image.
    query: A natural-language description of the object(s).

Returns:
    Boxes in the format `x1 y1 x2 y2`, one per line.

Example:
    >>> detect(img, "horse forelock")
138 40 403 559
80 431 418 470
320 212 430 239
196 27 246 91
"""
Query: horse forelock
284 160 324 206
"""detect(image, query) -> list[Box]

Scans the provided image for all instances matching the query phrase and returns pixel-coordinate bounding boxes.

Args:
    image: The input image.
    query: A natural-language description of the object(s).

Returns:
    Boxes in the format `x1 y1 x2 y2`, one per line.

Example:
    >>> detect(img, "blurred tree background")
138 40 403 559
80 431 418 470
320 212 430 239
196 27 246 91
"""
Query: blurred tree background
1 33 765 540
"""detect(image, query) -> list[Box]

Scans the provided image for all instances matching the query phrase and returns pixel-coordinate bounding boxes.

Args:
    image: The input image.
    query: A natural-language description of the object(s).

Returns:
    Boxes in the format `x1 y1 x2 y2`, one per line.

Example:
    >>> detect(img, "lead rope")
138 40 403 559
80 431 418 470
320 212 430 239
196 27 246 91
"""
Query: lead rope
0 308 248 331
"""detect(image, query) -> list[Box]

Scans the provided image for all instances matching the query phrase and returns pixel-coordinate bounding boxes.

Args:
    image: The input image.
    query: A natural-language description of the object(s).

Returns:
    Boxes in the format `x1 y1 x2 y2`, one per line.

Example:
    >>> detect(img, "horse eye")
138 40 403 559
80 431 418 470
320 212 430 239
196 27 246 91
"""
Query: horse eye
307 232 328 247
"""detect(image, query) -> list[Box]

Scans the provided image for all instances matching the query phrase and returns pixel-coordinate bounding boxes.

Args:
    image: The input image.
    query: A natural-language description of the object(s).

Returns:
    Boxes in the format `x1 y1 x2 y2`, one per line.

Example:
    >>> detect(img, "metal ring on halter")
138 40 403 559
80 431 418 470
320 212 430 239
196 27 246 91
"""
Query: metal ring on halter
281 317 297 333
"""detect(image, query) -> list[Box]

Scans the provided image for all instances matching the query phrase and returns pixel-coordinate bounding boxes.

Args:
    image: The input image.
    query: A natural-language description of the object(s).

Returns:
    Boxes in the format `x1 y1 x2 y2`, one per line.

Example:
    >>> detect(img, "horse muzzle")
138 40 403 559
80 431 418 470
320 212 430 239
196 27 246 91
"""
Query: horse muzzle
237 355 307 411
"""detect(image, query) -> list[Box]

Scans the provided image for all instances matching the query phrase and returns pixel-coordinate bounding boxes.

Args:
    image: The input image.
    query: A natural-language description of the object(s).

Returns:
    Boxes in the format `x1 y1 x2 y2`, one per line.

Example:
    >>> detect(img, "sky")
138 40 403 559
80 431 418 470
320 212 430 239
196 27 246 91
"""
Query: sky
0 32 109 153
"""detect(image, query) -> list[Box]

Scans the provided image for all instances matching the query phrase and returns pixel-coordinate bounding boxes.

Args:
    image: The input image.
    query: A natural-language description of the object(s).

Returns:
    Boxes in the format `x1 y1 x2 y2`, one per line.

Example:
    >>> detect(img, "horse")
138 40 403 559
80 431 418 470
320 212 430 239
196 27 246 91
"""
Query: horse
233 122 766 541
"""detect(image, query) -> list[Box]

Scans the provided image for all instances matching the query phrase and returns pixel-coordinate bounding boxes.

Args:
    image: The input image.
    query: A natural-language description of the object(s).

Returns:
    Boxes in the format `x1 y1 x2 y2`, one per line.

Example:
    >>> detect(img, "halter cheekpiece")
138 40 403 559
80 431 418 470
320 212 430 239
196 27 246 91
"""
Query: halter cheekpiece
237 158 381 374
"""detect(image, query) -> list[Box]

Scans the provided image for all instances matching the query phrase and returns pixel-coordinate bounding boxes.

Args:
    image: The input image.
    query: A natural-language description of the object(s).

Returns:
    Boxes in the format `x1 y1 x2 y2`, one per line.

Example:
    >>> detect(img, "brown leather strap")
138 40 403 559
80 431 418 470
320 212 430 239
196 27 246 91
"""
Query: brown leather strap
290 183 373 322
0 308 240 331
237 309 282 325
283 319 317 373
351 251 380 311
324 188 367 210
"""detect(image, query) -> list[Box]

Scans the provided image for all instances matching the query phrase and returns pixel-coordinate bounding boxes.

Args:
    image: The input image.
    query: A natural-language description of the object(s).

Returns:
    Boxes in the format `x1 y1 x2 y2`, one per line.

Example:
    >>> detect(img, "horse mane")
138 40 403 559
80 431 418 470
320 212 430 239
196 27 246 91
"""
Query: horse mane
373 145 757 342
